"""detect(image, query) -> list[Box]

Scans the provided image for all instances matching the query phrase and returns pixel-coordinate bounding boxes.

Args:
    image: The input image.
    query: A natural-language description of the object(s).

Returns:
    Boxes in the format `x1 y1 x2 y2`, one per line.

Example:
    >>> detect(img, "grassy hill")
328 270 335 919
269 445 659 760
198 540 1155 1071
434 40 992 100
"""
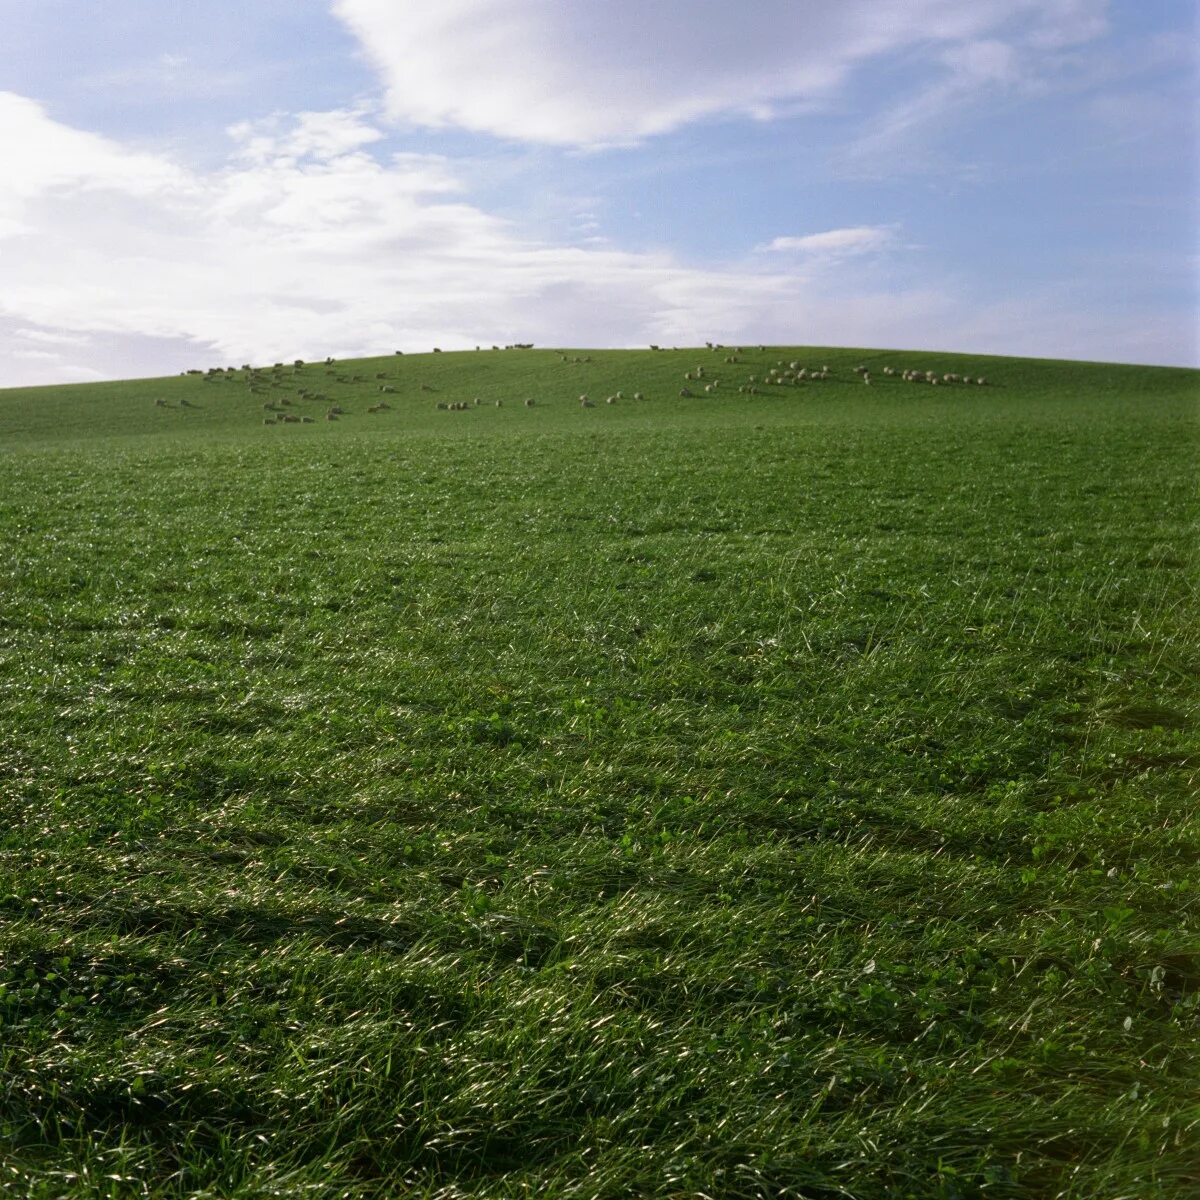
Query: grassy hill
1 347 1197 1198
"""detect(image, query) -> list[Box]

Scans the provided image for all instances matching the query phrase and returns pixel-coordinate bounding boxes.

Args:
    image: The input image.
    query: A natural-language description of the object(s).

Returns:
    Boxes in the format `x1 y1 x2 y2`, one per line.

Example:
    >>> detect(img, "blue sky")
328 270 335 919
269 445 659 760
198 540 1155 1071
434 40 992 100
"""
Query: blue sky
0 0 1195 385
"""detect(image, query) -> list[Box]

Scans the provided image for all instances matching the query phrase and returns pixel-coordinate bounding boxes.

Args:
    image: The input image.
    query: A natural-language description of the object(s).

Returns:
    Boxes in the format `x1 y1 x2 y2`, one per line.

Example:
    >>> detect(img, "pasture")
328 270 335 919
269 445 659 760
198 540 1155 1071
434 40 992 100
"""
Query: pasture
0 346 1196 1198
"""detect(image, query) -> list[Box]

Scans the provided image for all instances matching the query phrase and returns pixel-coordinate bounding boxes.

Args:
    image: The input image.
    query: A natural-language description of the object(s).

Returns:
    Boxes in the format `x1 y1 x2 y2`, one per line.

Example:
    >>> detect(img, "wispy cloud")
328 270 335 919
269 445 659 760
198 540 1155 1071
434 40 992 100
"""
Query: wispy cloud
762 227 898 256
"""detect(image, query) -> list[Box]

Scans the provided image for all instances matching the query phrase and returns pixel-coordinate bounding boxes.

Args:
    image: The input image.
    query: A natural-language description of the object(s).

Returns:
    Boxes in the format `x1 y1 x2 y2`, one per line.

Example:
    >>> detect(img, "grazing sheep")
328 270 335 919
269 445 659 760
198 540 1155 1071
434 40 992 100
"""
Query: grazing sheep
633 391 644 400
581 398 595 408
495 399 503 407
684 372 694 381
578 394 589 404
606 395 617 404
977 377 987 386
863 372 871 385
680 387 694 397
436 402 448 410
649 344 660 351
524 397 535 407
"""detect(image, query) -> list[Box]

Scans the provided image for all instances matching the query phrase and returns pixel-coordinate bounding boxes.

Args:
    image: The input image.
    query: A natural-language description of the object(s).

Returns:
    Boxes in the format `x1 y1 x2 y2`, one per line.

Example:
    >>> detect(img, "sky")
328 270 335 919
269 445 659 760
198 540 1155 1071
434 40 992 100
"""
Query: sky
0 0 1196 387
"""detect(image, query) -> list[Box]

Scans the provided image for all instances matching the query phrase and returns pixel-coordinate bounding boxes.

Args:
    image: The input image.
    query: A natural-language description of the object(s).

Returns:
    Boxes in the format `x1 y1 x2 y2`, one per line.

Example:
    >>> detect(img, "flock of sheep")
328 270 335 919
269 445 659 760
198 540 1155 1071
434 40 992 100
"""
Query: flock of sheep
161 346 994 424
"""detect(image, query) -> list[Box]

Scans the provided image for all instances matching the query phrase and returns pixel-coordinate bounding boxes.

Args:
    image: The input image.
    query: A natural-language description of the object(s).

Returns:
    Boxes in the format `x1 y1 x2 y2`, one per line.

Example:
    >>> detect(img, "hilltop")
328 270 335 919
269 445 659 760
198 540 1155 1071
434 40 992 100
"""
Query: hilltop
2 344 1195 446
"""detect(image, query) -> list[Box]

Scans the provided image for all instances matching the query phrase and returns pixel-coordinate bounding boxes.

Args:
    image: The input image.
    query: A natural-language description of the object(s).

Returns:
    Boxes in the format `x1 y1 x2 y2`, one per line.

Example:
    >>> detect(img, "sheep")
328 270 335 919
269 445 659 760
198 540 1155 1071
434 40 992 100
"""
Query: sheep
495 399 503 407
615 391 624 400
633 391 645 400
154 398 167 407
581 398 595 408
684 372 694 381
436 402 448 410
606 395 617 404
524 397 535 407
977 377 988 386
325 413 338 421
301 416 314 423
862 372 871 385
649 344 660 351
680 387 694 397
883 366 895 376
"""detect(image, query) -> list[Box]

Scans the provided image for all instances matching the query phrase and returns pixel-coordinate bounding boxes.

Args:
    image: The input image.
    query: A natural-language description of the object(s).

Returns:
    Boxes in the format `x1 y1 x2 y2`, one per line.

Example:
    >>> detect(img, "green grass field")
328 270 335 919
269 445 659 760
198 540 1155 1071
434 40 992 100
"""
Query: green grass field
1 346 1197 1198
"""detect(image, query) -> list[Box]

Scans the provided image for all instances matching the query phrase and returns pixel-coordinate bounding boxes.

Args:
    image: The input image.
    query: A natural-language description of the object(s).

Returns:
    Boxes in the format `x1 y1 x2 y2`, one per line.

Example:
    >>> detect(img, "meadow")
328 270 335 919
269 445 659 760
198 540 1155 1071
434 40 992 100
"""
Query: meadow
0 346 1196 1198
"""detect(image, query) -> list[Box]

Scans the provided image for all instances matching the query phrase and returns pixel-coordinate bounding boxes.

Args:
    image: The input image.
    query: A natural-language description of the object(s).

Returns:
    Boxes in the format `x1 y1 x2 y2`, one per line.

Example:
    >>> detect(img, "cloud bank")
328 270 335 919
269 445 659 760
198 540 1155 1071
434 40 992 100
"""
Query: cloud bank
332 0 1110 146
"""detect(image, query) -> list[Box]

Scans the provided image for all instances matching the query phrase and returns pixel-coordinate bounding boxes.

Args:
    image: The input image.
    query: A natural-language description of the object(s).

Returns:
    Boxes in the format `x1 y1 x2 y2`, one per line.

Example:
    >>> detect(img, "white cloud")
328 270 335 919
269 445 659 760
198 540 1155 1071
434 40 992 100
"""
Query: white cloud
764 227 897 256
331 0 1109 147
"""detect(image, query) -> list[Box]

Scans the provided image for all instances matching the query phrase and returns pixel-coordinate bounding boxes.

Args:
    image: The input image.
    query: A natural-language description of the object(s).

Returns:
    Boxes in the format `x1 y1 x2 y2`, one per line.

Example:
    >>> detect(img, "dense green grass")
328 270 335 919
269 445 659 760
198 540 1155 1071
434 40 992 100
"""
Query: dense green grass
1 347 1197 1198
